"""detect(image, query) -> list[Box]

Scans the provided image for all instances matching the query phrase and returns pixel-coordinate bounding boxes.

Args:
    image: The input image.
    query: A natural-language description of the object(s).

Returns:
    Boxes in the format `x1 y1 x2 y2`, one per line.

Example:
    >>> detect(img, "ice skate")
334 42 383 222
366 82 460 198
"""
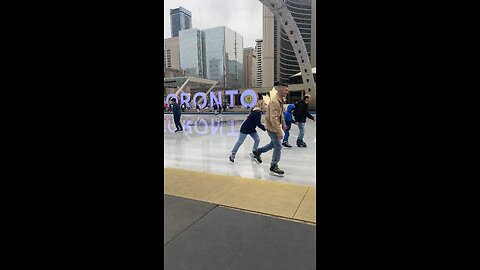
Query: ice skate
250 151 262 164
282 141 292 148
269 164 284 177
296 140 306 147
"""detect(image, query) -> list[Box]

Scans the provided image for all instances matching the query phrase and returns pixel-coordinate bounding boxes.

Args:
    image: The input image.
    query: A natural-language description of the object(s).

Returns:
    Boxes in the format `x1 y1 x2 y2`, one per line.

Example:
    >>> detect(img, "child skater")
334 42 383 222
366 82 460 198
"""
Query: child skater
229 100 267 163
282 104 297 147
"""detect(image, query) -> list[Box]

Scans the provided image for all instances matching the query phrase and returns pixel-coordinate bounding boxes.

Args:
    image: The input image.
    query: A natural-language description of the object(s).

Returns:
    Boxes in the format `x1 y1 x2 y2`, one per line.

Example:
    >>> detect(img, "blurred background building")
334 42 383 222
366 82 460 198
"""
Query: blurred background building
170 6 192 38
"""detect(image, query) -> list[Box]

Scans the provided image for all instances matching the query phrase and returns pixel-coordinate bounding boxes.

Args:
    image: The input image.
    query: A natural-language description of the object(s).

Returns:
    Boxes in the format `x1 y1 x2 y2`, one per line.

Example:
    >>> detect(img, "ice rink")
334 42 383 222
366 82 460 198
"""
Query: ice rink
164 113 316 186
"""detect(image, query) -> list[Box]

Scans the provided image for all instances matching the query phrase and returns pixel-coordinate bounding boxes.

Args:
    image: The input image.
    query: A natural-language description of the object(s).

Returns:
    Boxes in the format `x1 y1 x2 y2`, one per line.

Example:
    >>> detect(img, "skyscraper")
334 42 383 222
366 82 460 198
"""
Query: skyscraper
255 39 263 87
179 28 205 78
243 48 256 88
179 26 244 89
203 26 243 89
262 6 274 88
164 37 180 70
170 7 192 38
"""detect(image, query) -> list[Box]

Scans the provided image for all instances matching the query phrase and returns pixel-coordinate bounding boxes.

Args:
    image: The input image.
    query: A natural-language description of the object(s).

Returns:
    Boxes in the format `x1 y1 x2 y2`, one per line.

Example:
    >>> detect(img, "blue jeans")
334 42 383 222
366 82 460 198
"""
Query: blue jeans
284 122 292 142
231 132 260 155
256 131 282 167
298 122 305 141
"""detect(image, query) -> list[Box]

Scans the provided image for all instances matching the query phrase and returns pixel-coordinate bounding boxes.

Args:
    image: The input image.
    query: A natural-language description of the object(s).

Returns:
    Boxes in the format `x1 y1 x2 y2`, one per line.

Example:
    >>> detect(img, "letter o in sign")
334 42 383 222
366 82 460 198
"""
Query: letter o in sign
240 89 258 108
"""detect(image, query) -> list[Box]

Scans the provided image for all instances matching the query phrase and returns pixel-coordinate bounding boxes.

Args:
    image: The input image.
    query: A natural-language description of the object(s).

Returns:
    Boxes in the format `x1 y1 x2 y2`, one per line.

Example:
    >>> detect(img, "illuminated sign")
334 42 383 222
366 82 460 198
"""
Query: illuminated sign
165 89 258 110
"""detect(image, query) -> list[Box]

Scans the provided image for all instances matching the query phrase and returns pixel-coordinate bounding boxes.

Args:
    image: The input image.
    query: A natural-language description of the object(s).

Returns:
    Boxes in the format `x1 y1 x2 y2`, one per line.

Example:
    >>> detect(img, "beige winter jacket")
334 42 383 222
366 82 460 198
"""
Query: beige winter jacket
265 96 285 135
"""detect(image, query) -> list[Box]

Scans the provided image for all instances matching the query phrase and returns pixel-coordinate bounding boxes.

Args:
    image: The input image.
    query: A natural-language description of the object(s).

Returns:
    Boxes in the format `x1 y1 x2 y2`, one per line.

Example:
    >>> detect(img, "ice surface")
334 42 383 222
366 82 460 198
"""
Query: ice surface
164 113 316 186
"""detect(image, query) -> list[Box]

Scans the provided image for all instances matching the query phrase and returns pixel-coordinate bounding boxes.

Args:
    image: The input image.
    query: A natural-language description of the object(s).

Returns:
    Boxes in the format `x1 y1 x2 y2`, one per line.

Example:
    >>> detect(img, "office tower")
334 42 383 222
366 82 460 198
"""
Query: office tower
164 37 180 70
255 39 263 87
179 26 244 89
179 28 206 78
262 5 274 87
252 52 257 88
243 48 256 88
203 26 243 89
170 6 192 38
311 0 316 68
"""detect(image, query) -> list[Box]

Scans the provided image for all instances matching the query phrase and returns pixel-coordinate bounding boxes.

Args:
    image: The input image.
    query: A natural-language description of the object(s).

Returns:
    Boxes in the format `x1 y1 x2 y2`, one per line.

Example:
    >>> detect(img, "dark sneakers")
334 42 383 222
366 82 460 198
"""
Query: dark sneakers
229 154 235 163
269 164 284 177
250 150 262 164
282 141 292 147
296 140 307 147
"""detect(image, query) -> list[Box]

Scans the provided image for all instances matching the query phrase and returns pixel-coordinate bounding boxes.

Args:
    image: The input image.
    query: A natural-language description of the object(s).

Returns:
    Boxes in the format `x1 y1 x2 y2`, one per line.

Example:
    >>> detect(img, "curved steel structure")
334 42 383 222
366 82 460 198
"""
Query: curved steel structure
258 0 315 95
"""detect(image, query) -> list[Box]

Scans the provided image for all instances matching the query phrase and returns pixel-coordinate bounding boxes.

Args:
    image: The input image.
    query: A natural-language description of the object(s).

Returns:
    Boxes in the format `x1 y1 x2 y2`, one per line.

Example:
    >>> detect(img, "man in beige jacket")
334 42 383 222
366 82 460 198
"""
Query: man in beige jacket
250 82 288 177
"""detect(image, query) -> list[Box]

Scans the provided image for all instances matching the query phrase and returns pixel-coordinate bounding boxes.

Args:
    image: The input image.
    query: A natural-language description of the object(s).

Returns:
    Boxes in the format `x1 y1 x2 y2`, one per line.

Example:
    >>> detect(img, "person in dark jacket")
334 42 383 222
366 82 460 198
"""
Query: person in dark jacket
282 104 297 147
170 98 183 132
213 103 218 115
229 101 267 162
293 94 315 147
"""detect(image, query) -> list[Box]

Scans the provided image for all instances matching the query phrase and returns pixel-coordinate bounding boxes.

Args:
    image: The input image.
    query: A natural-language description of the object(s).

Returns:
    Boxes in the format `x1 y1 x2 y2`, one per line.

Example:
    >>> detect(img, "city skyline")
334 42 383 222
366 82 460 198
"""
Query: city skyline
164 0 262 48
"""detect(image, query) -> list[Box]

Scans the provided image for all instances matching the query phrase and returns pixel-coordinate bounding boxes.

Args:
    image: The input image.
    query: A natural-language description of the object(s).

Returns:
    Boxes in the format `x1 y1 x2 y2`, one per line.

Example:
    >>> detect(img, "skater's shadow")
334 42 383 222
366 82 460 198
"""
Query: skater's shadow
227 157 263 180
174 133 185 159
251 162 263 179
229 162 241 177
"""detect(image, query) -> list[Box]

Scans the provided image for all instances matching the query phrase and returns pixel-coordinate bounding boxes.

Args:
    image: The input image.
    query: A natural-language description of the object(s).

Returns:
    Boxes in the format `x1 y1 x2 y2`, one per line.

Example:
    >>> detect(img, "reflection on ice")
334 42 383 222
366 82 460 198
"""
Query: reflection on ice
164 114 316 186
164 117 243 137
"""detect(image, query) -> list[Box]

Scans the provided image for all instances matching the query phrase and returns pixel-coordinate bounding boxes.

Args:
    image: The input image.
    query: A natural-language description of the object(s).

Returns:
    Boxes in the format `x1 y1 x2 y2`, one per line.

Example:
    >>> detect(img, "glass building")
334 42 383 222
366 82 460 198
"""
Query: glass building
170 7 192 38
180 26 243 90
204 26 243 89
179 28 206 78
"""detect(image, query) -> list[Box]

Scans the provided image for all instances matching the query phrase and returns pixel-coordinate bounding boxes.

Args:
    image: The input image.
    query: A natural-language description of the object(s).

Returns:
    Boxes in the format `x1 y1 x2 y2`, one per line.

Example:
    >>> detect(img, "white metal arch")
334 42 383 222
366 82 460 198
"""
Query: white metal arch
258 0 315 95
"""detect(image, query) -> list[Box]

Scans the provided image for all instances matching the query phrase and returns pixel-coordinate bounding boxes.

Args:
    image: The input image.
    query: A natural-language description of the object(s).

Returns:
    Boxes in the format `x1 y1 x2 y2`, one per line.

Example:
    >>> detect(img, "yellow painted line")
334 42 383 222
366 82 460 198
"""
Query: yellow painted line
293 187 316 223
164 168 316 223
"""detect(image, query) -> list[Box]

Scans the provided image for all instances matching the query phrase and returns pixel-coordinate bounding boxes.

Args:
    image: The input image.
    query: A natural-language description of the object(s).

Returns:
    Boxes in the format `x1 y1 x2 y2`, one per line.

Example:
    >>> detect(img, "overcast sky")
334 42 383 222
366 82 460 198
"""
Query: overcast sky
164 0 263 48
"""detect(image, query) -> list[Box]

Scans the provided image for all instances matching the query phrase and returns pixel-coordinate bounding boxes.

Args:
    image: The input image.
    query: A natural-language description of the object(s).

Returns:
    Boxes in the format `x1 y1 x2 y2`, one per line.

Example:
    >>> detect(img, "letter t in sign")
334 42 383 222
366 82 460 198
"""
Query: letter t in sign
225 90 238 107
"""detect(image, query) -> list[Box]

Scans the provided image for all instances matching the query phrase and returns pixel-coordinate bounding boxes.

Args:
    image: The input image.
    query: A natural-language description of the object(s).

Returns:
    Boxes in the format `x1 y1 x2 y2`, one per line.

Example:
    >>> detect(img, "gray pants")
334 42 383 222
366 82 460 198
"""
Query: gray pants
298 122 305 141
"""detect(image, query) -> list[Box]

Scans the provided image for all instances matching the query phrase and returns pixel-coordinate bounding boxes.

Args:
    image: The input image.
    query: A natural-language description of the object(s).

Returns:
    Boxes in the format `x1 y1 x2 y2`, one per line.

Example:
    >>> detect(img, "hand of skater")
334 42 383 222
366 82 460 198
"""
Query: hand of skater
282 123 286 131
277 133 283 140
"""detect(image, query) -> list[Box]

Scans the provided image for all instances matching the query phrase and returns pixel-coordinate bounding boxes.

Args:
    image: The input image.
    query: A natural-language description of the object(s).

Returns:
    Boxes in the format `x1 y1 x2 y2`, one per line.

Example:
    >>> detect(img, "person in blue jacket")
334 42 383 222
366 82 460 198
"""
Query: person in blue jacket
229 101 267 163
282 104 297 147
